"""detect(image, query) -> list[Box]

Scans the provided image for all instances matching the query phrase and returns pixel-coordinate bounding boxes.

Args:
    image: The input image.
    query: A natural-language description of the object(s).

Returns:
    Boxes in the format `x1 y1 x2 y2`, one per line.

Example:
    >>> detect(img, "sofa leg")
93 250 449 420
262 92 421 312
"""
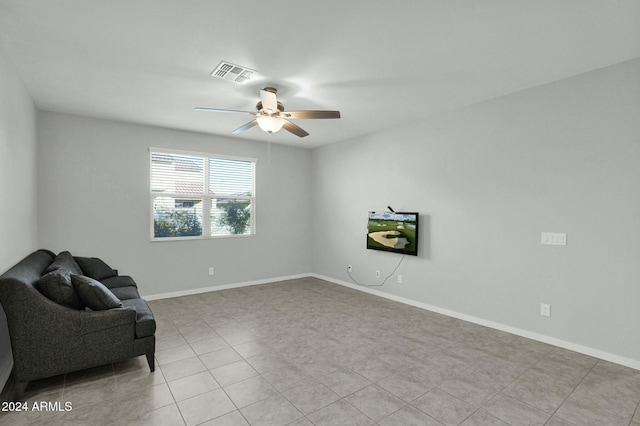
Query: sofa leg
10 381 27 401
146 352 155 372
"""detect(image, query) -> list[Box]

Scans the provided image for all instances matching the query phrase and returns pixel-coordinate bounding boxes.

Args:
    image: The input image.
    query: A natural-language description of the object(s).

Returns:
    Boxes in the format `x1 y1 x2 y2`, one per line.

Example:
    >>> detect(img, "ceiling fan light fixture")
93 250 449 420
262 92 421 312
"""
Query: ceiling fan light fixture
256 115 285 133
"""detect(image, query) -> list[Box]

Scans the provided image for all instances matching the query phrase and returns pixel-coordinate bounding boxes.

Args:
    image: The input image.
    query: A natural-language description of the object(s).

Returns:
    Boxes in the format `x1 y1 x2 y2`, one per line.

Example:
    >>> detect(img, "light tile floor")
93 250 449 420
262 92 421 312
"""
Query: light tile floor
1 277 639 425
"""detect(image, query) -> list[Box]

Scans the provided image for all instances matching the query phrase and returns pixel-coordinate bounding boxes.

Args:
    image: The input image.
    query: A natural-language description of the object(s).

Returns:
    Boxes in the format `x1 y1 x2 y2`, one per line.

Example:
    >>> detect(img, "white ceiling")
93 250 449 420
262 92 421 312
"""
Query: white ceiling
1 0 639 148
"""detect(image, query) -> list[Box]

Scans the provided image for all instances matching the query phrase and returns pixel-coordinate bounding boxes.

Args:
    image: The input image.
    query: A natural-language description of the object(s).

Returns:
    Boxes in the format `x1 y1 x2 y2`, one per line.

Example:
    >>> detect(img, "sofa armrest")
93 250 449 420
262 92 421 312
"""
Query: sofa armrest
80 306 137 334
100 275 137 290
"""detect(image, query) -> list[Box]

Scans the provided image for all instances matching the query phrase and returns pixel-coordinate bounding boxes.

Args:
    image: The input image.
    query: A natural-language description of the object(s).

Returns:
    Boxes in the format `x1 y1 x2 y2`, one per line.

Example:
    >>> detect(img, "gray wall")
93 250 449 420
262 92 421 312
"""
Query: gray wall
37 112 312 297
311 59 640 366
0 44 38 390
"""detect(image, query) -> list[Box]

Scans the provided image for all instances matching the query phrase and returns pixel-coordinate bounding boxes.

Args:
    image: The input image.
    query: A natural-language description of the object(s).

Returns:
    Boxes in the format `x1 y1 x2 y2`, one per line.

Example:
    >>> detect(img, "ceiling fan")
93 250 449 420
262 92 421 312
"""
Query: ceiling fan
195 87 340 138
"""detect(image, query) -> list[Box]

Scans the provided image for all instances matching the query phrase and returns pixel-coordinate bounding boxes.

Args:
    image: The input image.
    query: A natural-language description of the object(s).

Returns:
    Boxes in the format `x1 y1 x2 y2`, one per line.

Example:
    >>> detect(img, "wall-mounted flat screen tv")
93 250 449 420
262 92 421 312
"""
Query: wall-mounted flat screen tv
367 212 419 256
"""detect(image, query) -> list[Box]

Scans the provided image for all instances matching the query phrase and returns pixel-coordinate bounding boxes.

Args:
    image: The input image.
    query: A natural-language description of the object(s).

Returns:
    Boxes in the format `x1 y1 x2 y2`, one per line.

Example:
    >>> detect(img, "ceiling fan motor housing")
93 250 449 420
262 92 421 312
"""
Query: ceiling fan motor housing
256 101 285 114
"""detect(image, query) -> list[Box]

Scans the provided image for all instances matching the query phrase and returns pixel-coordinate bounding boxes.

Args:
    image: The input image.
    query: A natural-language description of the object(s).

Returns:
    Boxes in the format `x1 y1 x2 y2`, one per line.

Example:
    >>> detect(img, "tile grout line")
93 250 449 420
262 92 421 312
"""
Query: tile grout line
632 401 640 426
488 343 558 424
540 356 600 426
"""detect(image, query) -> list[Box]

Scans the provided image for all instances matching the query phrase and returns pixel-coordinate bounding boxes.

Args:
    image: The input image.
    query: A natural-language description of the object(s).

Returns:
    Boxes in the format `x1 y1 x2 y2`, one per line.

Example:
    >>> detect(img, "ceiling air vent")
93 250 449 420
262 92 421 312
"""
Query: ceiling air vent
211 61 257 84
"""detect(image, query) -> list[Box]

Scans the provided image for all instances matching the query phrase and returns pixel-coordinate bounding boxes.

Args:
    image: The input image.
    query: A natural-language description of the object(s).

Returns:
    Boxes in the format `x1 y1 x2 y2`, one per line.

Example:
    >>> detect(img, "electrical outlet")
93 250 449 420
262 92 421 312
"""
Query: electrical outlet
375 270 381 278
540 303 551 317
347 265 353 272
208 267 214 276
397 274 403 284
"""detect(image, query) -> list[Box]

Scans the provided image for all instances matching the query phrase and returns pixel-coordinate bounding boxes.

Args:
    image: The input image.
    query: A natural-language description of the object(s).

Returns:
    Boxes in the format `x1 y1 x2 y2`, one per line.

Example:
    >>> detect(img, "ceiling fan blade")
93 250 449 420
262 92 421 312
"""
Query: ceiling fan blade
260 89 278 113
232 119 258 134
195 107 256 115
280 110 341 119
282 120 309 138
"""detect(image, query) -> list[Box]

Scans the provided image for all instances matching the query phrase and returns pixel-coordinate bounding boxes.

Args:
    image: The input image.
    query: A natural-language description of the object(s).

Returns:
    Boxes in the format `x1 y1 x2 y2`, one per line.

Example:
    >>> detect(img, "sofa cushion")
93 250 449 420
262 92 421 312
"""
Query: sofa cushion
72 275 123 310
121 299 156 338
100 275 137 290
74 257 118 281
37 271 85 310
46 251 83 275
109 285 141 301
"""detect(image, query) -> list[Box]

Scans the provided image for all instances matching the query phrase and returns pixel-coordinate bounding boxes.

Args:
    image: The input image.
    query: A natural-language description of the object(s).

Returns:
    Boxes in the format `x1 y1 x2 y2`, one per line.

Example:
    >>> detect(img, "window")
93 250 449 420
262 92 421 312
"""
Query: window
150 148 255 240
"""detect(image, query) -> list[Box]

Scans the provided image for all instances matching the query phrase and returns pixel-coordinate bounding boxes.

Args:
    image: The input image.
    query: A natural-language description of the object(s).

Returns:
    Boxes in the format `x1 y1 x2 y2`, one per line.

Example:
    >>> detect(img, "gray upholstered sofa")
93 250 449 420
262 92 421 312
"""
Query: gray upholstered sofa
0 249 155 392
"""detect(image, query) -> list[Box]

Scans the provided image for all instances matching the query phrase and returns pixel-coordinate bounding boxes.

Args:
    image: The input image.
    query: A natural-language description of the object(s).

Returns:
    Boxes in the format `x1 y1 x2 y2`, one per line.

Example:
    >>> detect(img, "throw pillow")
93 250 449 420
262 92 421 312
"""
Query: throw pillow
74 257 118 281
37 271 85 310
46 251 83 275
72 275 123 310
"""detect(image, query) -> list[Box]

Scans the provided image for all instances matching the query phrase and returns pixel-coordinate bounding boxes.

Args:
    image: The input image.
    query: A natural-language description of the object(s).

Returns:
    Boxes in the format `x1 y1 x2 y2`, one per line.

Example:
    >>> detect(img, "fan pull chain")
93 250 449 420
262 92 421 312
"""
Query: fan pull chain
267 132 272 163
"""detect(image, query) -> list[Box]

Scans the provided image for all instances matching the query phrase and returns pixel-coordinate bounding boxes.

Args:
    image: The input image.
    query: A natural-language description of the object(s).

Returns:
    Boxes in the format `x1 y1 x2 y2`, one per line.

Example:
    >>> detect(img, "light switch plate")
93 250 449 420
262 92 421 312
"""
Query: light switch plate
541 232 567 246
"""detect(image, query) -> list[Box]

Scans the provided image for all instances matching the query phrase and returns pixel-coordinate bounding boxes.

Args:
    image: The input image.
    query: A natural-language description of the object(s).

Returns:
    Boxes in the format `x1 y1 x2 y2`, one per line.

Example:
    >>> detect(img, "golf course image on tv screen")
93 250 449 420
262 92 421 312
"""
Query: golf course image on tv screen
367 212 419 255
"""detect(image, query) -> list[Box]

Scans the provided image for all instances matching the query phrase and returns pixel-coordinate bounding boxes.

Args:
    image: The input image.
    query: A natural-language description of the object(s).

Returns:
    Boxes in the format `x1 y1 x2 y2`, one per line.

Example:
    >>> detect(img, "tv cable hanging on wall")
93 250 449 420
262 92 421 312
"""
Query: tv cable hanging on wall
347 255 405 287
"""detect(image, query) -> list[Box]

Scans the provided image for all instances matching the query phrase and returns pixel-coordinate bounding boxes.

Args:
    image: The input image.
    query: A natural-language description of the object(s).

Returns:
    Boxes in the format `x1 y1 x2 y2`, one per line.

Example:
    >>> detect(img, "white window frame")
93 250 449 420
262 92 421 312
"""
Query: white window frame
149 147 256 241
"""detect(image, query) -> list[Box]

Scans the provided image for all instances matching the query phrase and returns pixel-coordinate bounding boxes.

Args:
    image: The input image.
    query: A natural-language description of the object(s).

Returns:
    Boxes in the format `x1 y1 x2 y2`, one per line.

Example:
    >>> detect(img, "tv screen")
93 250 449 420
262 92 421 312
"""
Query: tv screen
367 212 419 256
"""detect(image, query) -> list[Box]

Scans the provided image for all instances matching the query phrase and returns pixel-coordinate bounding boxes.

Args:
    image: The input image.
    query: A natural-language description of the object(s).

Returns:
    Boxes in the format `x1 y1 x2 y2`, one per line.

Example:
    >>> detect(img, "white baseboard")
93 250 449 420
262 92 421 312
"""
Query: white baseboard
311 273 640 371
142 273 311 301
